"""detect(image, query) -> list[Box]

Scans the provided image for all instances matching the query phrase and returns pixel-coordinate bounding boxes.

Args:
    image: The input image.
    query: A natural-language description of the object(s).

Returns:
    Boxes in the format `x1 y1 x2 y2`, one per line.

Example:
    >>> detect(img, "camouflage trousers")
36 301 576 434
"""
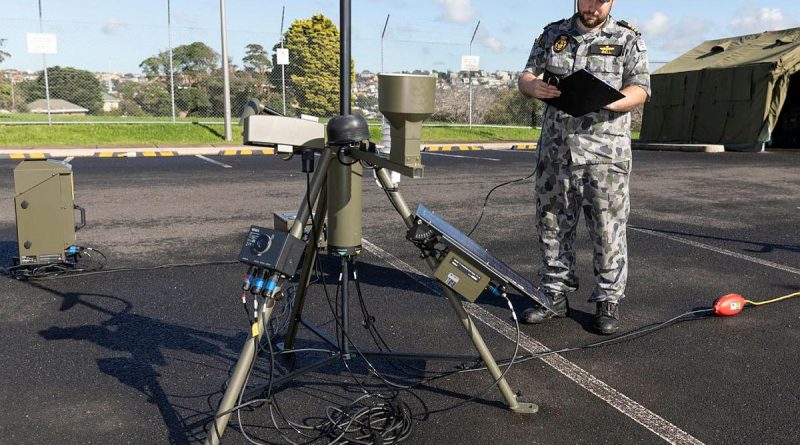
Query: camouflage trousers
534 158 631 303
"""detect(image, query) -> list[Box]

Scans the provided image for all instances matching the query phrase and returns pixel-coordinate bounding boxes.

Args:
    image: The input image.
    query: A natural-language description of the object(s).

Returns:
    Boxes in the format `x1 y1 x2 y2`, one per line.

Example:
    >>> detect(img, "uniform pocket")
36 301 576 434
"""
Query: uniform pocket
586 56 623 89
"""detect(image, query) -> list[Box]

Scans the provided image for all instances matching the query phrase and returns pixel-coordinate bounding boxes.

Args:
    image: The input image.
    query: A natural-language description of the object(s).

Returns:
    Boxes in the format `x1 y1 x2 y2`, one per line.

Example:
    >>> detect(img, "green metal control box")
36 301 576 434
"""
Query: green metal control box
434 251 490 302
273 211 327 249
14 159 77 265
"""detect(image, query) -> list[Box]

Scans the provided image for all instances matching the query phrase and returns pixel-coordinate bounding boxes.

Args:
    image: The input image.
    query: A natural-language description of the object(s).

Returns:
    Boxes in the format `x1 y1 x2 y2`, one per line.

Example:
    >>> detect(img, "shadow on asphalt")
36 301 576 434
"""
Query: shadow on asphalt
27 280 242 444
633 225 800 254
0 240 18 267
314 254 440 297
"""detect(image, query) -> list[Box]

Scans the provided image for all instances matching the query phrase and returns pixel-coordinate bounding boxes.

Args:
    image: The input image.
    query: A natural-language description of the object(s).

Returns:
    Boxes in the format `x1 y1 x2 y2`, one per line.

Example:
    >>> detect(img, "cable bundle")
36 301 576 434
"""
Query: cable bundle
320 394 413 445
4 246 106 280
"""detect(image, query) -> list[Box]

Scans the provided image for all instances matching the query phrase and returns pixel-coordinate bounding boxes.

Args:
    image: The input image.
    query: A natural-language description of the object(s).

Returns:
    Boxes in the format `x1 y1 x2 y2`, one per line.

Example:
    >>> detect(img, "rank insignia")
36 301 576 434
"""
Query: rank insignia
553 34 569 53
590 44 623 56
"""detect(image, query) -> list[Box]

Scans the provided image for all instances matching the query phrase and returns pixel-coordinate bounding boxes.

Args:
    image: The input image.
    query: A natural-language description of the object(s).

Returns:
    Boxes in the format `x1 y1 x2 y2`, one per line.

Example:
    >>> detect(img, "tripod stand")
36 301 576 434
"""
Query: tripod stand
204 144 539 445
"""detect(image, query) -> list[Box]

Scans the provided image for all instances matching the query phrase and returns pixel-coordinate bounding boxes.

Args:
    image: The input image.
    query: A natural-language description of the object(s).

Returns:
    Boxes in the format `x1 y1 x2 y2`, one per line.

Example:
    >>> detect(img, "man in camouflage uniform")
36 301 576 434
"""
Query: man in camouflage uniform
517 0 650 334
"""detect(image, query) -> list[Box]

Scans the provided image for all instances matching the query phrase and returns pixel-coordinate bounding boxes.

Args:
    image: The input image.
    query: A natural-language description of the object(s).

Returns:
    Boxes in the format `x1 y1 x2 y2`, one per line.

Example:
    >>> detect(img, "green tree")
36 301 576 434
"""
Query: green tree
274 14 354 117
139 42 222 116
483 89 544 127
176 87 212 117
118 81 172 116
199 71 265 118
0 38 10 64
243 44 271 74
0 83 11 109
139 42 219 86
22 66 103 114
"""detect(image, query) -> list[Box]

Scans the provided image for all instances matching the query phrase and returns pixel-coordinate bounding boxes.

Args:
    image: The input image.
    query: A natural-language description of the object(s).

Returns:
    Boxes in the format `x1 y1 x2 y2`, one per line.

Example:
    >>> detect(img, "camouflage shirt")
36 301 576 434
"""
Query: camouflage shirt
524 15 650 165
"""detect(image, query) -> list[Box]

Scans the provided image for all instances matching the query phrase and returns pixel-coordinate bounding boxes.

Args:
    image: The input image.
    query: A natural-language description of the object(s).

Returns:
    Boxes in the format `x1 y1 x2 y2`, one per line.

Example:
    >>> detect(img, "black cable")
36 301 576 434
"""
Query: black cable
3 257 238 281
352 262 456 380
336 145 359 166
4 245 109 280
466 166 537 237
410 293 523 416
457 308 715 374
233 271 415 444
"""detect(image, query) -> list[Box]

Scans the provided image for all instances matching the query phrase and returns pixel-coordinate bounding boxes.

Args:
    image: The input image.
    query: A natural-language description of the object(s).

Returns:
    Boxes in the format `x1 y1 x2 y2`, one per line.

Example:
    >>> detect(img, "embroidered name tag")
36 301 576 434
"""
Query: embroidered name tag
590 44 622 56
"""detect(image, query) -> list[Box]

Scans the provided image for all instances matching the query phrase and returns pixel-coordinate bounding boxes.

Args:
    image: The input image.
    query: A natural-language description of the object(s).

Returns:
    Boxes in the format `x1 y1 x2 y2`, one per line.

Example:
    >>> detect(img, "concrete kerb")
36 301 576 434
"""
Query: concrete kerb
0 146 276 159
632 142 725 153
422 144 484 152
0 141 730 159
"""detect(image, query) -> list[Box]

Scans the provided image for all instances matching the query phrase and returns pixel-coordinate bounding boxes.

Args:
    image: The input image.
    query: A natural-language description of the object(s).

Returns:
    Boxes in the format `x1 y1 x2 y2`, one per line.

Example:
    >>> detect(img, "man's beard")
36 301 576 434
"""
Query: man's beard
579 12 608 28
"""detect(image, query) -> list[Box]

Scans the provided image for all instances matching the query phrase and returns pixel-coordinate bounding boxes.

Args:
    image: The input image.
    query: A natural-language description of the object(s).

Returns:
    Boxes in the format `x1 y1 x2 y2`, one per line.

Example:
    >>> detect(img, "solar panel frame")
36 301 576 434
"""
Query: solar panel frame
414 204 555 313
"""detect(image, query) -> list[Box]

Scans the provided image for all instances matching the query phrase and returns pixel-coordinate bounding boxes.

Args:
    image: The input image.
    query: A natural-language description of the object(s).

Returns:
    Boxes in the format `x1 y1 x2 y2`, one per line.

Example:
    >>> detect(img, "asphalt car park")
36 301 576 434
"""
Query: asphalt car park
1 147 798 444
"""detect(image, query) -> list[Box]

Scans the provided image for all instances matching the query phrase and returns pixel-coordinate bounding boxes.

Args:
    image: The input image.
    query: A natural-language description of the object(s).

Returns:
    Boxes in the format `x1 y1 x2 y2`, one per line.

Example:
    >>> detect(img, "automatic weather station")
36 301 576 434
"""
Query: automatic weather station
204 2 555 443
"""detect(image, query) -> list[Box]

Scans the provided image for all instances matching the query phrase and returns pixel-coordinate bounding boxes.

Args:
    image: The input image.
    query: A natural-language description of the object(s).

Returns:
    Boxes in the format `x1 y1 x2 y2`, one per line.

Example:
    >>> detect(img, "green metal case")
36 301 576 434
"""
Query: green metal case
13 159 76 265
434 251 490 302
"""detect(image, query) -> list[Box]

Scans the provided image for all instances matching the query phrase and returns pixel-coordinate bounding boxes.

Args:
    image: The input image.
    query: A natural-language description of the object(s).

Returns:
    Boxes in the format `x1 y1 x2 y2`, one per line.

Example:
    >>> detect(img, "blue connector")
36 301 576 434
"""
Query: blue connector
488 284 504 298
266 277 278 292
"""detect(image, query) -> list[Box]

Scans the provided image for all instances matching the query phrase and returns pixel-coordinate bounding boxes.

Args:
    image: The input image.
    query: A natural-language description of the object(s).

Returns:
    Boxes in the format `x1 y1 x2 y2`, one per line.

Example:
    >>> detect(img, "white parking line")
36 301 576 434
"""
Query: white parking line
631 227 800 276
195 154 232 168
361 238 703 445
424 152 500 161
63 157 74 163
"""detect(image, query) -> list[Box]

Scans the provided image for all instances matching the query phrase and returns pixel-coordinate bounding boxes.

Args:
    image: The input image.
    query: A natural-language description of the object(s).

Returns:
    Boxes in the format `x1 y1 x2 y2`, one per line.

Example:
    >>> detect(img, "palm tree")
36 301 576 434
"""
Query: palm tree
0 39 11 64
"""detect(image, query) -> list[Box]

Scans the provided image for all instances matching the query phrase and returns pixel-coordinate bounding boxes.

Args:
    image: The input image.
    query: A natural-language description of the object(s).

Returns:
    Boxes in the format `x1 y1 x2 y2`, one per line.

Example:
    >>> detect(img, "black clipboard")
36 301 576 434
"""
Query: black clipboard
543 68 625 117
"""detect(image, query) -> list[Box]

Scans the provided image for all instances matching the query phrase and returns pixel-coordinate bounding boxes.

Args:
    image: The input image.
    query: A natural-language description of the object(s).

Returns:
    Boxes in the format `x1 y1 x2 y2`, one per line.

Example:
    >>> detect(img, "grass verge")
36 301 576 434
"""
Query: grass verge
0 123 242 147
0 122 541 148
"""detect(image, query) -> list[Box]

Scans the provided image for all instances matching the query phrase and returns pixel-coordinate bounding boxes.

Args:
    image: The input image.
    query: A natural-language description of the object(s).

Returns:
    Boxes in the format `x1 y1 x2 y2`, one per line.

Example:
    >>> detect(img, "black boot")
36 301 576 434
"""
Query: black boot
593 301 619 335
521 295 569 324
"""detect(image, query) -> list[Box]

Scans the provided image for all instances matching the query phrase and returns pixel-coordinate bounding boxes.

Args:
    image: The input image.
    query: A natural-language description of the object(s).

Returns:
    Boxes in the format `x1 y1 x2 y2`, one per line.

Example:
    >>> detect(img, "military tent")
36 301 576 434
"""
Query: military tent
640 28 800 151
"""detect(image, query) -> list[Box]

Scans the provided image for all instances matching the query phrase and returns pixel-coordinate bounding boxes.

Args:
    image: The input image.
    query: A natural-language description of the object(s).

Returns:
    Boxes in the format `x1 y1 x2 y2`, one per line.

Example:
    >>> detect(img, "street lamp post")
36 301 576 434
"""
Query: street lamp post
380 14 391 155
380 14 389 73
468 20 480 128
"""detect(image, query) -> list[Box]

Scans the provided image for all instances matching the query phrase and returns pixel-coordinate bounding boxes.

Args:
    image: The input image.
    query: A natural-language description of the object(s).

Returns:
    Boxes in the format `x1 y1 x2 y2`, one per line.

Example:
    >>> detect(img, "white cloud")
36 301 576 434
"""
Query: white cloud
102 18 122 35
729 7 793 35
480 35 503 52
638 12 715 56
433 0 476 24
643 12 670 37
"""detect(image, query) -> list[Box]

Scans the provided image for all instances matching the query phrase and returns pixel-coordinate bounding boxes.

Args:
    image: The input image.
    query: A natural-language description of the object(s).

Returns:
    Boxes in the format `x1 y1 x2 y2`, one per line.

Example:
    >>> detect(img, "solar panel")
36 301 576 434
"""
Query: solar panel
414 204 555 313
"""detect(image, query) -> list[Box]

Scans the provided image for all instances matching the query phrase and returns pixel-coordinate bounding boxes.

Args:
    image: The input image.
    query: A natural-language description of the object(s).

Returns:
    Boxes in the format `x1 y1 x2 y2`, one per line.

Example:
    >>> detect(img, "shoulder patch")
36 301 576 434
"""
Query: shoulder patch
636 39 647 52
542 17 568 34
617 20 641 36
546 18 568 28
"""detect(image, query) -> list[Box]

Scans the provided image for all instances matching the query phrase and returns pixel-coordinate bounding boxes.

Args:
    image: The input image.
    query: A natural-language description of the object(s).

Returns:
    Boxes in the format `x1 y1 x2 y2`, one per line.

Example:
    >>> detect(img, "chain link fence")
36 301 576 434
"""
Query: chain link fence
0 5 662 129
1 66 539 128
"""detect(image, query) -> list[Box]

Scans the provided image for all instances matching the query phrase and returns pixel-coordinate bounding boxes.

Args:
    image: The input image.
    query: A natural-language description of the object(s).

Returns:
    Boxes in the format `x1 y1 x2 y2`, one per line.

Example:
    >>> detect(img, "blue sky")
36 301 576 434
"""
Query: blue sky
1 0 799 74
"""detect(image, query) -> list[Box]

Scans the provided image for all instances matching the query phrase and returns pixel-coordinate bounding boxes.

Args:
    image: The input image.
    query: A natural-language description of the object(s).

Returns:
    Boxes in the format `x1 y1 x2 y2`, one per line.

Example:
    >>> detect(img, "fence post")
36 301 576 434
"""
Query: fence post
167 0 177 123
219 0 232 141
38 0 52 126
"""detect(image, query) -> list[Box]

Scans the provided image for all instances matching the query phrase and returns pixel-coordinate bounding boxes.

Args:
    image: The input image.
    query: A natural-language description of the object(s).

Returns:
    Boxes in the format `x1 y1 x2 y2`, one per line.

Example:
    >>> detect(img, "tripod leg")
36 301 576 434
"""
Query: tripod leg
374 168 536 413
205 298 278 445
438 284 535 412
284 185 328 351
340 256 352 358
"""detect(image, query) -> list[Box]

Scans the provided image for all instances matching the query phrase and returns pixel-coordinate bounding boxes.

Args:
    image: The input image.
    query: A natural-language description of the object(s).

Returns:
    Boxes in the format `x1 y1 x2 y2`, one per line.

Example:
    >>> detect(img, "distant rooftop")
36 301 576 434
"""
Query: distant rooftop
27 99 89 114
